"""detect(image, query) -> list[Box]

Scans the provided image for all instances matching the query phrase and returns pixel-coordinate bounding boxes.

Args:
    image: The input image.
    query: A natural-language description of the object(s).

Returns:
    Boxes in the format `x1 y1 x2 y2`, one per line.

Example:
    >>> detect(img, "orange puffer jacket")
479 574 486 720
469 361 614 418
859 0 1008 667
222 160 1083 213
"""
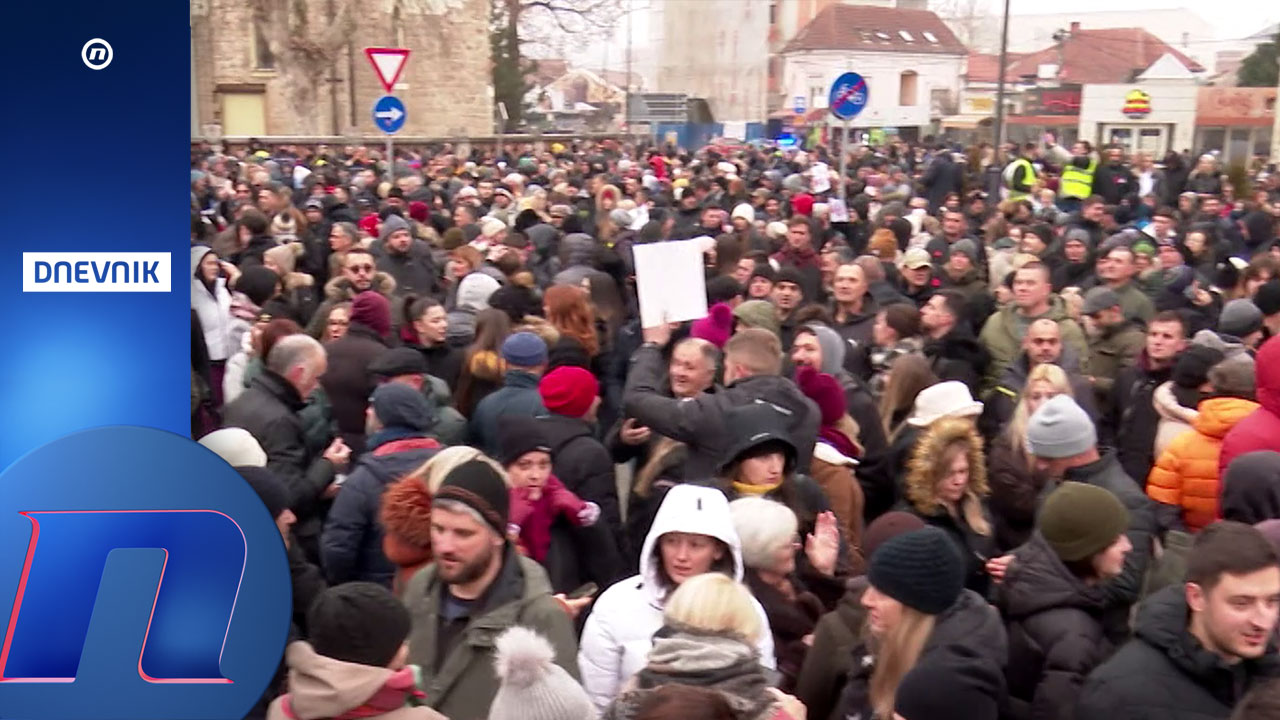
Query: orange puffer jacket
1147 397 1260 531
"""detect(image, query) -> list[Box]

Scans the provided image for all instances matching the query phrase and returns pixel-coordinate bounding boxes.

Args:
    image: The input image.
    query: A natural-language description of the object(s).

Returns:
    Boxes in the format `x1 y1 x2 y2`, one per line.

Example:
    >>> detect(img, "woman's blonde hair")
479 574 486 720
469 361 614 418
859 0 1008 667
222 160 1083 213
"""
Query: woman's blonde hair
905 417 990 536
868 607 937 719
880 355 939 439
1006 363 1073 467
663 573 762 644
403 446 508 494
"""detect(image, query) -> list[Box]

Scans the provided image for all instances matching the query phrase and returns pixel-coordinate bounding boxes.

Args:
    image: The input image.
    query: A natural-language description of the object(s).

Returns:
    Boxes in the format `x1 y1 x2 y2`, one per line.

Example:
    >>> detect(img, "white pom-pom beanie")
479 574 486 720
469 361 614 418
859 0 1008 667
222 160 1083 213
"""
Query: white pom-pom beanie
488 627 596 720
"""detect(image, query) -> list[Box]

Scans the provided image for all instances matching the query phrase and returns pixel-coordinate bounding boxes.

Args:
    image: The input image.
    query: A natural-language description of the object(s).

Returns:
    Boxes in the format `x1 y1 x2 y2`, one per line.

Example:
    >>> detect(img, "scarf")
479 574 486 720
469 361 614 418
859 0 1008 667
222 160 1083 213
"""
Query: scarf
279 666 425 720
733 480 781 497
818 429 859 460
604 627 776 720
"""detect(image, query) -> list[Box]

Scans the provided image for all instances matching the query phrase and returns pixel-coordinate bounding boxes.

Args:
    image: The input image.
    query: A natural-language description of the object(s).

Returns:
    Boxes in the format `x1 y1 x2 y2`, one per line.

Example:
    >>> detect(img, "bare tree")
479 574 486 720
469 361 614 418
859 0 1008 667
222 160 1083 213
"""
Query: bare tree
250 0 356 136
931 0 991 50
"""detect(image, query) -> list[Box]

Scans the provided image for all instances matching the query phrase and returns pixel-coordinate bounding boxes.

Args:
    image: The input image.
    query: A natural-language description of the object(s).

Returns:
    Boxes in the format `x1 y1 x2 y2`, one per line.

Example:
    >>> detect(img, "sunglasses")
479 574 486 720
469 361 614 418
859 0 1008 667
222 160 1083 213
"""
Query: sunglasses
346 264 374 273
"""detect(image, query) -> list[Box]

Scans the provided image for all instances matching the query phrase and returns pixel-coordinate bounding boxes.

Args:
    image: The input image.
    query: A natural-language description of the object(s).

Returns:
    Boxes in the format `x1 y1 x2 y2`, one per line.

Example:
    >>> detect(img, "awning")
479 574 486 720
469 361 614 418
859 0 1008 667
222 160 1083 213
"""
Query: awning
940 114 990 129
1006 115 1078 126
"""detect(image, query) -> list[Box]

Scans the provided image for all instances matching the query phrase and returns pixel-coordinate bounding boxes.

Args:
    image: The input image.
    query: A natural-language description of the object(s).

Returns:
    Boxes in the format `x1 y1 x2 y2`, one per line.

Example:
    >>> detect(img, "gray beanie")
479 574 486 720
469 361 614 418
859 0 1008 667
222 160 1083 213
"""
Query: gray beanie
949 238 979 264
378 213 410 242
1208 354 1257 399
1026 394 1097 459
1218 299 1264 339
370 383 436 432
457 272 501 311
801 323 846 375
488 627 594 720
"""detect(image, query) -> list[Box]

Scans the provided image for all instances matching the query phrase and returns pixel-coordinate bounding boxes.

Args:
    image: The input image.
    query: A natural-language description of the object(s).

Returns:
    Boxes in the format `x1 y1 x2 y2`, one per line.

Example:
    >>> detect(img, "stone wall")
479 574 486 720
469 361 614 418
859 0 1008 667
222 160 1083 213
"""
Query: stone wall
192 0 494 138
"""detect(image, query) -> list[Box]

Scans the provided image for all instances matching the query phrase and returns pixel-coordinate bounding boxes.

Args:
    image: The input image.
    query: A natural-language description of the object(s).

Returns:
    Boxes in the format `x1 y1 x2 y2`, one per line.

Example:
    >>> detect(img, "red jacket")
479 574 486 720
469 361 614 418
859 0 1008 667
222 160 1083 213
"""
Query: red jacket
1220 339 1280 476
509 474 589 563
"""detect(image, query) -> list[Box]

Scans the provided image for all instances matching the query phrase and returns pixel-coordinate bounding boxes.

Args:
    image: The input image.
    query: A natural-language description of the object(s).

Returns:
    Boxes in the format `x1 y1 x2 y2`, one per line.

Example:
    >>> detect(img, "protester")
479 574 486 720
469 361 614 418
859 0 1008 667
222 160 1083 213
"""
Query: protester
579 484 776 710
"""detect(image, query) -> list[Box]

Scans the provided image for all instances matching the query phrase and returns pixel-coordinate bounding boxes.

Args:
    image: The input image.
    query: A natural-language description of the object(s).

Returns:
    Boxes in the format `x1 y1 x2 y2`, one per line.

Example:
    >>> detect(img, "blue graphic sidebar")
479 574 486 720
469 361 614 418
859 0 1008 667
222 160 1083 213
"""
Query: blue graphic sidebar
0 427 292 720
0 2 189 465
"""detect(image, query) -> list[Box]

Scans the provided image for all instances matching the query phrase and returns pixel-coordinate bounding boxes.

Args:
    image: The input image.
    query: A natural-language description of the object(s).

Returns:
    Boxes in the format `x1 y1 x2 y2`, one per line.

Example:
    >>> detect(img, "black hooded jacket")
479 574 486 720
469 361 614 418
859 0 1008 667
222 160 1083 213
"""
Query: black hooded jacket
1221 450 1280 524
1077 585 1280 720
999 533 1112 720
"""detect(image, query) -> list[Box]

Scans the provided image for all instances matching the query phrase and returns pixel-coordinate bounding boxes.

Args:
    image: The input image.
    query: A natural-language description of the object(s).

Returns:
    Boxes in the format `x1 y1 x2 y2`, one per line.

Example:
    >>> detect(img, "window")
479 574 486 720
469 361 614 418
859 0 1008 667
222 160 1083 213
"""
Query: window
875 31 892 41
252 21 275 71
899 71 918 106
899 30 914 42
922 31 939 43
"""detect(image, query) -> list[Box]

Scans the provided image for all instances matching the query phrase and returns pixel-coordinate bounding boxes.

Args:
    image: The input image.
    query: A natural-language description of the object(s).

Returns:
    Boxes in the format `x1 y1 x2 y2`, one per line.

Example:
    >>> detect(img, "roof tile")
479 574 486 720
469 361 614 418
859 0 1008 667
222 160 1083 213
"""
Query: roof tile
782 5 967 56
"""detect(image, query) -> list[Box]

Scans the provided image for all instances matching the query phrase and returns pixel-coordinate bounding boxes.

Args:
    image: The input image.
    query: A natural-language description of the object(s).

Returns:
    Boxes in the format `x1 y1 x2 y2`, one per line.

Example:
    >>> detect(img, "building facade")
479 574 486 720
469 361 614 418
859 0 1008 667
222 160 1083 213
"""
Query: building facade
649 0 770 123
191 0 493 139
780 4 966 139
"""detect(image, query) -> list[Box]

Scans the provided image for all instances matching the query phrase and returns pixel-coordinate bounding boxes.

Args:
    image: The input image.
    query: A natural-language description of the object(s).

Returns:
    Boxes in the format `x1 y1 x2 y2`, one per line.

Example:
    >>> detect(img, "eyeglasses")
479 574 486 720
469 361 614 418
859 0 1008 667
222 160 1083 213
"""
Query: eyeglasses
346 264 374 274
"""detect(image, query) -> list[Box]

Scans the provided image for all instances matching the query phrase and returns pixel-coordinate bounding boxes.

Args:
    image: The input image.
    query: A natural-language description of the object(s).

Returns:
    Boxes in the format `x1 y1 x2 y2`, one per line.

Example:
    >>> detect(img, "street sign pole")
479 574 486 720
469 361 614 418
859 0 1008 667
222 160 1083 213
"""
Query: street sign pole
839 119 850 206
386 136 394 184
364 47 411 184
828 72 868 209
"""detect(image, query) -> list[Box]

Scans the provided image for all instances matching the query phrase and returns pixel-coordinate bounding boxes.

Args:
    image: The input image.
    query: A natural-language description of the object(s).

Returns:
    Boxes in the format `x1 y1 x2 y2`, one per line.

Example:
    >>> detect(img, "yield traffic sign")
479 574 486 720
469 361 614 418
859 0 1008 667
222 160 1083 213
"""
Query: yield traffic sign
364 47 411 94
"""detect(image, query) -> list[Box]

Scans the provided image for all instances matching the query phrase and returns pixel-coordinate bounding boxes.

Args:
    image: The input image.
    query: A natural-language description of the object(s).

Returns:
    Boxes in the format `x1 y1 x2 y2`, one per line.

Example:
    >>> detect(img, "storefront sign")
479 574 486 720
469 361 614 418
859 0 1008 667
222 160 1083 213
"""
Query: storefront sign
963 96 994 114
1122 89 1152 118
1196 87 1277 126
1023 86 1082 116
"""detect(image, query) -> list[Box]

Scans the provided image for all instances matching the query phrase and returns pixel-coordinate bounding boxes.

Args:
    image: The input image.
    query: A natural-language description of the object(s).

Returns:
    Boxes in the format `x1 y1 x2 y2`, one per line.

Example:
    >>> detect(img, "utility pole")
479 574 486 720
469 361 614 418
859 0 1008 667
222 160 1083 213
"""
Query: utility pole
993 0 1011 155
625 0 633 138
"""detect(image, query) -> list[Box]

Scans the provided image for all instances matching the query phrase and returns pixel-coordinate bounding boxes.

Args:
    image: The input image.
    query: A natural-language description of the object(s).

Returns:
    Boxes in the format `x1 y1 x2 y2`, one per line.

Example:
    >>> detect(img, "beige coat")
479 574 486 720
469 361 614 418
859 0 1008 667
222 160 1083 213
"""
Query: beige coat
267 642 446 720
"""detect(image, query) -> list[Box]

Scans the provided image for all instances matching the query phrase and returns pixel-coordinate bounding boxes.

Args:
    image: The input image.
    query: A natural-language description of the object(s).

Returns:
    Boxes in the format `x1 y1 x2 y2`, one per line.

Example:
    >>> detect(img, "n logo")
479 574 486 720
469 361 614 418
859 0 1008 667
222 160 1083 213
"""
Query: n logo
0 426 290 720
1 510 246 682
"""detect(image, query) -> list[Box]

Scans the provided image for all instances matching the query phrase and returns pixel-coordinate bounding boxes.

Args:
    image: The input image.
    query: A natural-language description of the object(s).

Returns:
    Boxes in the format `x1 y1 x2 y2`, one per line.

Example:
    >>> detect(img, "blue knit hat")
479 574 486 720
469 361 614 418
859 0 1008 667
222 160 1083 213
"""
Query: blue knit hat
501 332 548 367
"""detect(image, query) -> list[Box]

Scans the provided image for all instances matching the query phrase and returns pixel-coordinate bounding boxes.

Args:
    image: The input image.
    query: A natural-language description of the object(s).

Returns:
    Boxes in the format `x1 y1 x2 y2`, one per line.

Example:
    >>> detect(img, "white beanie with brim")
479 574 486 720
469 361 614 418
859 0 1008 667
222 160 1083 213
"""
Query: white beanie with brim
907 381 984 427
1026 394 1097 459
199 427 267 468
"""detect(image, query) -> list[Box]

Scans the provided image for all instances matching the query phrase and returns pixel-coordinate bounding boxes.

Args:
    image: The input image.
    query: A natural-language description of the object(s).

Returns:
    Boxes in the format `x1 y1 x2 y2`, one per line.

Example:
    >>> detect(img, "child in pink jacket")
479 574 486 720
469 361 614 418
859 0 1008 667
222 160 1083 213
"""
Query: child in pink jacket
498 419 599 563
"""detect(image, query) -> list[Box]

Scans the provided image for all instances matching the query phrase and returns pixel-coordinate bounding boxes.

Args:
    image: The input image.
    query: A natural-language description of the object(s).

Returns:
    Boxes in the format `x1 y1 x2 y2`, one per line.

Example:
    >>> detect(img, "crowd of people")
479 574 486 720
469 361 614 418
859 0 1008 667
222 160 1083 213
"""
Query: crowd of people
189 134 1280 720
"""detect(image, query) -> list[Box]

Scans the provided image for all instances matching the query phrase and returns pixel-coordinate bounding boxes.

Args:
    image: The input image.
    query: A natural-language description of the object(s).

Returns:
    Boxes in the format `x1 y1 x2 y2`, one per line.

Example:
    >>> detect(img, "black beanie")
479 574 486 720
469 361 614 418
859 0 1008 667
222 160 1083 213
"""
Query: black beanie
436 460 510 536
868 527 964 614
307 582 410 667
775 265 805 290
237 466 289 520
497 416 552 467
235 265 280 306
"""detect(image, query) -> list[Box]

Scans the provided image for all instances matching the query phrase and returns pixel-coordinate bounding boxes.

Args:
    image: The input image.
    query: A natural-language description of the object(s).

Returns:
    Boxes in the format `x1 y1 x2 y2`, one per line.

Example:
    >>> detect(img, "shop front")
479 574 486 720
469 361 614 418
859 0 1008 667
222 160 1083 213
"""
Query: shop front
1194 87 1275 166
1078 80 1196 158
1007 85 1082 146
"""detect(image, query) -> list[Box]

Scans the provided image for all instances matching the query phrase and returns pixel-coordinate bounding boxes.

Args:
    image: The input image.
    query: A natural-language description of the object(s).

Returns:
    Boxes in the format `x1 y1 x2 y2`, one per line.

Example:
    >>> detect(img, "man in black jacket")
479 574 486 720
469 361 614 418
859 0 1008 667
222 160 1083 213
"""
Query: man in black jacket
1078 522 1280 720
920 145 963 213
372 212 438 299
921 290 990 395
320 383 442 587
1100 311 1189 483
1091 145 1138 207
625 325 820 478
222 334 349 565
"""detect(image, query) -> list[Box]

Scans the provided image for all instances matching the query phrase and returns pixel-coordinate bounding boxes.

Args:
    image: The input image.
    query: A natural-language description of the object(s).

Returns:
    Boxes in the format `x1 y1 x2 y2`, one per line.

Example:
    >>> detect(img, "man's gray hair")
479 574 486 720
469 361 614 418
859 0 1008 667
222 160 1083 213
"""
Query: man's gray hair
673 337 721 368
266 334 324 376
854 255 885 283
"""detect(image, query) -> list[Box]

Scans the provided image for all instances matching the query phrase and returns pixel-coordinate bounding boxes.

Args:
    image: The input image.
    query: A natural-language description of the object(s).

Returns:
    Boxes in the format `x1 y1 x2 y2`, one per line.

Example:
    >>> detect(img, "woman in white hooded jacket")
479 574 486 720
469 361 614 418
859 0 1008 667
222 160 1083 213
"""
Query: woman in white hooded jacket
191 246 235 406
578 483 776 710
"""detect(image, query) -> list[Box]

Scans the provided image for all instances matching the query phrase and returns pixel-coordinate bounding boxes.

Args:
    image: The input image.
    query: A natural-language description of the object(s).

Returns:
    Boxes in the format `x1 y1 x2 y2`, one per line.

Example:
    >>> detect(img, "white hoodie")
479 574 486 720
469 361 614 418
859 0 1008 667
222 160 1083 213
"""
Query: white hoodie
190 246 233 361
577 484 776 710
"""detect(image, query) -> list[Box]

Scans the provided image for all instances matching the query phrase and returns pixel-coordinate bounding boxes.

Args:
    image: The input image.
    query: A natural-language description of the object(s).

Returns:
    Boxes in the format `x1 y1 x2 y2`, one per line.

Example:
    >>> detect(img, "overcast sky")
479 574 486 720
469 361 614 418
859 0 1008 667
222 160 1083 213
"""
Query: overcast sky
569 0 1278 69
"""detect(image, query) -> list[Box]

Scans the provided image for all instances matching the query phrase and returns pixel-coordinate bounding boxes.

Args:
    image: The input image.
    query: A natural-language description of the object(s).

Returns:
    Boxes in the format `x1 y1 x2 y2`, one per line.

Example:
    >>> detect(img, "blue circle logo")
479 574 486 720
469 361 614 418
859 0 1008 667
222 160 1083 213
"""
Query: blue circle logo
0 426 291 719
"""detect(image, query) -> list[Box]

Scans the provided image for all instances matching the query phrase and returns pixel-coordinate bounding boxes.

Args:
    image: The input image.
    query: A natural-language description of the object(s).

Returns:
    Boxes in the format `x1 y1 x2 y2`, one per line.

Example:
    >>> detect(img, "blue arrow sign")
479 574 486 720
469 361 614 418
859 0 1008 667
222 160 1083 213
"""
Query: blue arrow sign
829 72 868 120
372 95 407 134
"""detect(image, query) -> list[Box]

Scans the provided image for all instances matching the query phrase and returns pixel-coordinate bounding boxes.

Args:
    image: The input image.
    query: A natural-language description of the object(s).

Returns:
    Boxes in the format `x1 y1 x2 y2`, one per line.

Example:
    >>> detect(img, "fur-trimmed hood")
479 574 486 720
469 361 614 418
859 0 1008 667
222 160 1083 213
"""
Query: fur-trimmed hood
904 417 988 515
1153 381 1199 426
323 272 397 302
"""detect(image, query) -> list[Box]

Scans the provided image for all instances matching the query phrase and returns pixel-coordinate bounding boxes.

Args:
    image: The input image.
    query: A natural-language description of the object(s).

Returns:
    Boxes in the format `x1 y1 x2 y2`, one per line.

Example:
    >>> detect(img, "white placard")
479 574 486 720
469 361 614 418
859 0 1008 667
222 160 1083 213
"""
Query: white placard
828 199 849 223
632 240 708 328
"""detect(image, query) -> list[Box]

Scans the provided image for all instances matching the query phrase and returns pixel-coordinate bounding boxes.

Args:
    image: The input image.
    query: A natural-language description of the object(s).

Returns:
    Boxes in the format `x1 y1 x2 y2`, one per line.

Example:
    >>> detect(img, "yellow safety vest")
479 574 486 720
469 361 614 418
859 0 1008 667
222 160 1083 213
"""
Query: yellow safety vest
1061 157 1097 200
1003 157 1036 200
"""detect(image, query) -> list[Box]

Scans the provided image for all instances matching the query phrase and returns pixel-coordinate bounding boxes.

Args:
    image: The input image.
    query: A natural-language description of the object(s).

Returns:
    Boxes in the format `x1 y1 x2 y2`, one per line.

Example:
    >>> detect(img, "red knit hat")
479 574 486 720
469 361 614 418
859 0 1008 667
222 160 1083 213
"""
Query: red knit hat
796 366 845 426
351 291 391 339
408 201 430 223
791 193 815 217
538 366 599 418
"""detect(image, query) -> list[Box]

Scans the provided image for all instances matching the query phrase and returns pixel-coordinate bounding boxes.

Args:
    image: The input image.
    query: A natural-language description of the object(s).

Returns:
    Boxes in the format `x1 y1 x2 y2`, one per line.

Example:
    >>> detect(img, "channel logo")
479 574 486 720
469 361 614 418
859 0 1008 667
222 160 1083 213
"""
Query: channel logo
22 252 171 292
0 427 290 720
